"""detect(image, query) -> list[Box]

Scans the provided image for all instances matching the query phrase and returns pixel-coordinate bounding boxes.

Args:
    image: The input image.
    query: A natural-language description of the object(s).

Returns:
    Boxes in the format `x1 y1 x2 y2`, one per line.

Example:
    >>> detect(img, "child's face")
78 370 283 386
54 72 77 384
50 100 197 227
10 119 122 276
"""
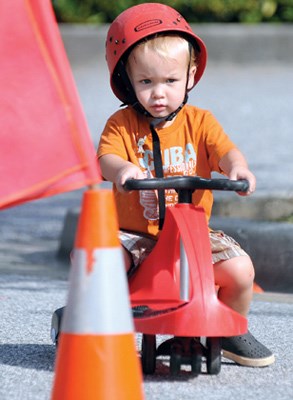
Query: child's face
127 42 196 126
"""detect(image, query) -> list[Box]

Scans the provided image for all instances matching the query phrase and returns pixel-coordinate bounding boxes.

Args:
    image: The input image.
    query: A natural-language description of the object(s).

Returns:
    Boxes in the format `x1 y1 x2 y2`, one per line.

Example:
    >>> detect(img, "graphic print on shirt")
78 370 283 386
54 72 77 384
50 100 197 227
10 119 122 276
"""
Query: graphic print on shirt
139 168 159 220
138 143 197 220
137 135 147 154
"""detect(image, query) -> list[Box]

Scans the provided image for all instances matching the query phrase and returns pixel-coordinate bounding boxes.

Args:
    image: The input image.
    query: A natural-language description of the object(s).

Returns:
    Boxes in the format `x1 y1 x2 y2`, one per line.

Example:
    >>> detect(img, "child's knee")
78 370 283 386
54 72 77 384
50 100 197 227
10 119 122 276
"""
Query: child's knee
233 256 255 288
122 247 133 272
214 256 255 289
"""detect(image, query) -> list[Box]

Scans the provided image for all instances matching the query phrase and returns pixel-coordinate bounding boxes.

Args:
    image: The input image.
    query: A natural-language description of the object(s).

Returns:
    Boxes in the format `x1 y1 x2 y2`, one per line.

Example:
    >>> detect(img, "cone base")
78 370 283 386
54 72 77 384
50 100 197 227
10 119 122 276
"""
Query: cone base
52 333 144 400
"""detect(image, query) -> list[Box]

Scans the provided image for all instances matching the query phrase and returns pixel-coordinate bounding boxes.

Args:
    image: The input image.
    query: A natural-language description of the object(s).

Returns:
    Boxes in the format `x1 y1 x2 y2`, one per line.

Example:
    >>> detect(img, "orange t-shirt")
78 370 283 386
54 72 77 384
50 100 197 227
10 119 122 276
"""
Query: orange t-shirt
97 105 236 238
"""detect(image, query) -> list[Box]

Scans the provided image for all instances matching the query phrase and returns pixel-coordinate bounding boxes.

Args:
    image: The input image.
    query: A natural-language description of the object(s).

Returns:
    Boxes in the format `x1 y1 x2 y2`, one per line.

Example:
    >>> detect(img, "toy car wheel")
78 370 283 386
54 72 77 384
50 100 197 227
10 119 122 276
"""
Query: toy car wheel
141 334 156 374
50 306 65 346
190 338 202 375
191 347 202 375
170 339 183 376
191 352 202 375
170 351 181 375
206 337 221 375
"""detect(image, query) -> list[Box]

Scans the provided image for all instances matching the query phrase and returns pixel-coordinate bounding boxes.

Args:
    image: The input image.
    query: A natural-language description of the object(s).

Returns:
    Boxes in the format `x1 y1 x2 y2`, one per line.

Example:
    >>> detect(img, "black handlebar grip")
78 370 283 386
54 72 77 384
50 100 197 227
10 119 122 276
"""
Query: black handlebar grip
124 177 249 192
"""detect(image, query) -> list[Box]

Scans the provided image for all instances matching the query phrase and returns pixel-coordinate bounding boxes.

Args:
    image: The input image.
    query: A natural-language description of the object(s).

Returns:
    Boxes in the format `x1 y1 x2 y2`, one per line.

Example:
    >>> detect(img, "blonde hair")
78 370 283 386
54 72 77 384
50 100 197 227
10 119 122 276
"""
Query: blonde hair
132 34 197 68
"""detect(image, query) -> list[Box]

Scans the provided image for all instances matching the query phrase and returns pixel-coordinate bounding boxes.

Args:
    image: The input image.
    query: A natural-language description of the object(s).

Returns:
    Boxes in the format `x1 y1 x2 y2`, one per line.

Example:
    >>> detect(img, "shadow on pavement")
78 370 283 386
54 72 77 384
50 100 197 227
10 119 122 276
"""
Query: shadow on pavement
0 344 56 372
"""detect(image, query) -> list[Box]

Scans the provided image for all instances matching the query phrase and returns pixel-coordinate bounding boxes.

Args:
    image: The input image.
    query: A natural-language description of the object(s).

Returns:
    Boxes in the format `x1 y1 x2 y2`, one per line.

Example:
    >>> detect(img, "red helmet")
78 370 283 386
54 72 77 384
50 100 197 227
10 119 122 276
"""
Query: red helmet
106 3 207 103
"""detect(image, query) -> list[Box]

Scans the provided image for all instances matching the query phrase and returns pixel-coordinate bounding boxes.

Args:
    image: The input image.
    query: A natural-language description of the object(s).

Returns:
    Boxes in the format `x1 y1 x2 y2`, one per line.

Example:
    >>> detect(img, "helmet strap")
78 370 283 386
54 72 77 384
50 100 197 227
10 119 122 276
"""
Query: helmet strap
149 119 165 229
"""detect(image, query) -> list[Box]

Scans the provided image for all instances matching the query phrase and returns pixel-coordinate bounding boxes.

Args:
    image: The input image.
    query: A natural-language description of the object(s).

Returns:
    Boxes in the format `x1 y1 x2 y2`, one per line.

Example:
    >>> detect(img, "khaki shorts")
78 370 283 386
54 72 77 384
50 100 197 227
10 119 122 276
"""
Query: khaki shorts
119 229 248 276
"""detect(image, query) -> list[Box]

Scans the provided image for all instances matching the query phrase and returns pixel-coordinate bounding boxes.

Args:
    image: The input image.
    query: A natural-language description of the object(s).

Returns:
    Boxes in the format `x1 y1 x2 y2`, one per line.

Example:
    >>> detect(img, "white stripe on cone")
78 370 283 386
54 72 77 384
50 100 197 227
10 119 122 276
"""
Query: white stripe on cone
62 248 134 335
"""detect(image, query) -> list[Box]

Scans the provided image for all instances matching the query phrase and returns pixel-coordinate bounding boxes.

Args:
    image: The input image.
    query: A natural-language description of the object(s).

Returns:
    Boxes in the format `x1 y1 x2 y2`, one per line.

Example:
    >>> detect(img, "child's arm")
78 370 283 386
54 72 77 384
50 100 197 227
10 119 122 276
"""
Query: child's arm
99 154 145 193
219 148 256 195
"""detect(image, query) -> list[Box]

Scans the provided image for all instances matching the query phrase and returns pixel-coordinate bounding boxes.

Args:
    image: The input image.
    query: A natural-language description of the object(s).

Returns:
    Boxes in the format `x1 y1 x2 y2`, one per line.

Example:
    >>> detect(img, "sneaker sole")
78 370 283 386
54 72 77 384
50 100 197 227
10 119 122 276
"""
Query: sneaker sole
222 350 275 367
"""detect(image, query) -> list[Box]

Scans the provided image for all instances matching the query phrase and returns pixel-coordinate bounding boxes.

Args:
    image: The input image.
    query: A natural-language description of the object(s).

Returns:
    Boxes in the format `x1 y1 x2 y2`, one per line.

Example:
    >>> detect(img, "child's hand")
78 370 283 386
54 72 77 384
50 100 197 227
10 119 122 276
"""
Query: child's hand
219 149 256 196
229 166 256 196
115 163 145 193
99 154 146 193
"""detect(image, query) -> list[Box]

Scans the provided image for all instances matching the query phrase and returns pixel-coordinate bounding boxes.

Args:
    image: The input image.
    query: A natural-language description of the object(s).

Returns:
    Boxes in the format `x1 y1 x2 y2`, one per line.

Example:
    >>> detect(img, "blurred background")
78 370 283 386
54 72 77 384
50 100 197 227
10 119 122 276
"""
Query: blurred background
52 0 293 24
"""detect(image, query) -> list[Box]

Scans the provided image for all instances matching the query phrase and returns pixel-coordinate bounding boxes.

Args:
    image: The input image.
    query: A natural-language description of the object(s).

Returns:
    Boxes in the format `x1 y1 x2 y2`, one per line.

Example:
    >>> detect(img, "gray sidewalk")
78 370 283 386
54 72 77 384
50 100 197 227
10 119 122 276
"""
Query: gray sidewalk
58 24 293 293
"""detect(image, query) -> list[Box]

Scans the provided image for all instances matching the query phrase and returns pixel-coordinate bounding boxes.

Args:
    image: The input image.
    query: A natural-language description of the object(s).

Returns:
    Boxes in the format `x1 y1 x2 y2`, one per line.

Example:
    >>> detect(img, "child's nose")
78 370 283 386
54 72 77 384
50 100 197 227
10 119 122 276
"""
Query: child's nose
152 85 164 98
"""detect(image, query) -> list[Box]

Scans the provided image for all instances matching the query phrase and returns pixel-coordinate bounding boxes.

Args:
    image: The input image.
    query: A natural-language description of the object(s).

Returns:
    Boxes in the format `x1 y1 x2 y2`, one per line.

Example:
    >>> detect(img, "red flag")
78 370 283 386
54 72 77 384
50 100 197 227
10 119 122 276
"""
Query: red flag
0 0 101 210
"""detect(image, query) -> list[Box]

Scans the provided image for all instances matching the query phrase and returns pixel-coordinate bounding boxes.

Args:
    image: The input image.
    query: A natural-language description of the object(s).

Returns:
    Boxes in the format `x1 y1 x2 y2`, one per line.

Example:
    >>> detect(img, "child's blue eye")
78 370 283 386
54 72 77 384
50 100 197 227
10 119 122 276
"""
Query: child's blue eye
141 79 151 84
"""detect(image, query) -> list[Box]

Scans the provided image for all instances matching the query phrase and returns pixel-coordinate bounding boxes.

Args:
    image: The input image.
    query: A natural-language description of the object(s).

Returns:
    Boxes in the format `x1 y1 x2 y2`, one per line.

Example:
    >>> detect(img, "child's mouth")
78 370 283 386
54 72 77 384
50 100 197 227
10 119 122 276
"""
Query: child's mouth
151 104 166 113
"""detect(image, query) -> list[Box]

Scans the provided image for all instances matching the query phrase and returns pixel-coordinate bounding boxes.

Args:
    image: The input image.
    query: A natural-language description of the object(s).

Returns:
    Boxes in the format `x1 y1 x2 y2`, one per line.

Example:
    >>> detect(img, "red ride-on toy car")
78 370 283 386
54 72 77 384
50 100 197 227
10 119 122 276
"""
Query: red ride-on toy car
124 176 249 376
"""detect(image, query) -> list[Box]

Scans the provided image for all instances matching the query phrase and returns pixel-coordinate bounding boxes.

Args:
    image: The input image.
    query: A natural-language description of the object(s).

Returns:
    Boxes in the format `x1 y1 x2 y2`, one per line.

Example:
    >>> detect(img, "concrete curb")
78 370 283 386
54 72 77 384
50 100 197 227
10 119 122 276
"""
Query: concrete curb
210 216 293 293
213 193 293 221
58 208 80 260
58 206 293 294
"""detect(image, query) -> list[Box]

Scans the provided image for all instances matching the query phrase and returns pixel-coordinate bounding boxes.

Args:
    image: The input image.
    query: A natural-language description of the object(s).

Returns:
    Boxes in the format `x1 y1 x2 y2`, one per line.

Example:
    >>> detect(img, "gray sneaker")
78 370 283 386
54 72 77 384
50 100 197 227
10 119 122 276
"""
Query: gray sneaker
222 331 275 367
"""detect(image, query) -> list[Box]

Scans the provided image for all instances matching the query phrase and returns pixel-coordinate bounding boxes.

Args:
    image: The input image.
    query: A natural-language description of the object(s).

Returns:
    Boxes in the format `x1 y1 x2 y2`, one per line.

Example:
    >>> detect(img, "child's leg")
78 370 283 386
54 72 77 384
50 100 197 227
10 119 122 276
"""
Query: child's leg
119 230 156 274
213 255 254 316
122 247 133 272
210 231 275 367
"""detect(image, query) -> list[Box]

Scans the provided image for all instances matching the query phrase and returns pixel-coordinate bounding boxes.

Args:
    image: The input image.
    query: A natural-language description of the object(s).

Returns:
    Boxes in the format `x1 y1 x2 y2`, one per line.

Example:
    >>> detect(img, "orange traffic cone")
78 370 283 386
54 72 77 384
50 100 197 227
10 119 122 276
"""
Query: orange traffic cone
253 281 264 293
51 188 144 400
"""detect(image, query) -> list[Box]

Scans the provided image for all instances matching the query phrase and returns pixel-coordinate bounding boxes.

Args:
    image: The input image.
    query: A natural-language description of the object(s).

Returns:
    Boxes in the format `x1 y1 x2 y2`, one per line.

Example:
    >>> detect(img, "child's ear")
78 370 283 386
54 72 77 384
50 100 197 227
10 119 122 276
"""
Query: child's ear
187 66 197 90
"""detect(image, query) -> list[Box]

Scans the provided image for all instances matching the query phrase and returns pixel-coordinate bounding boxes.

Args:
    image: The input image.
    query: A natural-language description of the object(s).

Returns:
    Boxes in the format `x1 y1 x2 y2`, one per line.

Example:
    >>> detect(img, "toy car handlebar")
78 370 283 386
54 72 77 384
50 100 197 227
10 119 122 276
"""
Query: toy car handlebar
124 176 249 192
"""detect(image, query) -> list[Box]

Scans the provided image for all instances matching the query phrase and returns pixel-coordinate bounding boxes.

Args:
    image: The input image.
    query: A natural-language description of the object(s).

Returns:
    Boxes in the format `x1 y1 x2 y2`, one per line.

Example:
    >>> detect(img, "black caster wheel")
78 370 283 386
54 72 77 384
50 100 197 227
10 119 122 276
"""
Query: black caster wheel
191 352 202 375
169 340 183 376
191 339 202 375
206 337 221 375
170 352 181 376
141 334 156 374
50 306 65 346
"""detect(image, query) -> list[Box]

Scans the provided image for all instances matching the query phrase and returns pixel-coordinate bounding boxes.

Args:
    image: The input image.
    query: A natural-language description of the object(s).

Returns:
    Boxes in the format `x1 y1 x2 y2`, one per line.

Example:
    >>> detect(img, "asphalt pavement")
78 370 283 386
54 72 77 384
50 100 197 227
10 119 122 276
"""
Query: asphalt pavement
0 24 293 400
